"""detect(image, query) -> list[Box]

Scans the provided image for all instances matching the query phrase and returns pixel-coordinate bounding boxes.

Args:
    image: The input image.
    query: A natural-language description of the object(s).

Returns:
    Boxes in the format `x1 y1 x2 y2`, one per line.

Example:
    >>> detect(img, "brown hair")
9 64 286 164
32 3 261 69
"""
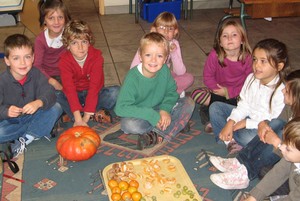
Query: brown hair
38 0 71 27
251 38 291 110
151 12 179 38
284 70 300 118
62 20 94 47
283 117 300 150
214 20 251 67
139 32 169 57
4 34 33 57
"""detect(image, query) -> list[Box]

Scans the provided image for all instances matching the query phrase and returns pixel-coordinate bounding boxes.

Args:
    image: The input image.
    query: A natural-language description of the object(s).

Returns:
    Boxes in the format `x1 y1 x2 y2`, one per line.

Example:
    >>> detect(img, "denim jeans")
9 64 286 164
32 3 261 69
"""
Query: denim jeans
120 97 195 141
56 86 120 121
236 119 286 180
0 102 62 143
209 101 257 146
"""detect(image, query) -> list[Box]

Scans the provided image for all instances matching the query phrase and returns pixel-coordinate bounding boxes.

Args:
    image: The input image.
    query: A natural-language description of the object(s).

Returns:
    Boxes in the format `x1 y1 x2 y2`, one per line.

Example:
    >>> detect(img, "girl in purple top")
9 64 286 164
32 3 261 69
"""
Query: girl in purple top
130 12 194 97
191 20 252 133
34 0 71 91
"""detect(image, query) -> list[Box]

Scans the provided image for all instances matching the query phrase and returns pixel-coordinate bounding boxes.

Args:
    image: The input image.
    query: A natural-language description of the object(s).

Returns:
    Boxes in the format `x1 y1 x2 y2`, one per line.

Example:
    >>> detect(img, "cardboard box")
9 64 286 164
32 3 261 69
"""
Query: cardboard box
20 0 41 36
141 0 182 23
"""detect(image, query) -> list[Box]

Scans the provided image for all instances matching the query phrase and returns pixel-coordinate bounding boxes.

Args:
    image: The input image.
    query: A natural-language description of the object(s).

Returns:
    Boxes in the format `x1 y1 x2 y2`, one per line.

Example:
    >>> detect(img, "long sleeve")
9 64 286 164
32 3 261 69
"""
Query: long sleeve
115 64 178 126
228 74 285 128
203 50 252 99
169 39 186 75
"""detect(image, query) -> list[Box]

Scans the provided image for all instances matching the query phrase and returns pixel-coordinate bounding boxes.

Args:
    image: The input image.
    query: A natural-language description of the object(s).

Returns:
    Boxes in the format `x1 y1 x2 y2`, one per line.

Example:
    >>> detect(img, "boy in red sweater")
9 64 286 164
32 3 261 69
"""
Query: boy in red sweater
57 20 119 127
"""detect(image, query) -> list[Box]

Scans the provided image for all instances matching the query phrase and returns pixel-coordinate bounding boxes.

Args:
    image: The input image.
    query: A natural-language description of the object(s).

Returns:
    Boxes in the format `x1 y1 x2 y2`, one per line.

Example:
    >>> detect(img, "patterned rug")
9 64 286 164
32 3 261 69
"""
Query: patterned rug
0 109 259 201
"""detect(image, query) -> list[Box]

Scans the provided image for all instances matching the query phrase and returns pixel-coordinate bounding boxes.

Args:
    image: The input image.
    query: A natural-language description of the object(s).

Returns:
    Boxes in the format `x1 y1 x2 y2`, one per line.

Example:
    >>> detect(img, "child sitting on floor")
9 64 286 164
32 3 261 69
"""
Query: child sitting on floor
244 117 300 201
115 32 195 150
131 12 194 98
209 38 289 155
191 20 252 133
0 34 62 156
57 20 120 127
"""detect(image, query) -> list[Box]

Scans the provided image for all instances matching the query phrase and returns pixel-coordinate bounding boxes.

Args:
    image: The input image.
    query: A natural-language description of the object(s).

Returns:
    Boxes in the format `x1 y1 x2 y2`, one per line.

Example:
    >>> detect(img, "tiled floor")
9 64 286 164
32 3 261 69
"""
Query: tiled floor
1 0 300 92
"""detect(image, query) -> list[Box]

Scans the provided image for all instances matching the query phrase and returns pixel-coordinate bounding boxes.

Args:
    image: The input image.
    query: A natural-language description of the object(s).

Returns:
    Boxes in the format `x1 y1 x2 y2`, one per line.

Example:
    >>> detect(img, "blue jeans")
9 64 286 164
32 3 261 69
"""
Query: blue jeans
120 97 195 141
209 101 257 146
0 102 62 143
236 119 286 180
56 86 120 121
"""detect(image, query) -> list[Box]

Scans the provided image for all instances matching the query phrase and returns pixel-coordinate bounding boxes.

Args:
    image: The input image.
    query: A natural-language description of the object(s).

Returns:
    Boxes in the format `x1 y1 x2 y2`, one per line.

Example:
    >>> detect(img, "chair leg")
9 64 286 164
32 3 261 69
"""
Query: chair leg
190 0 193 19
129 0 132 14
135 0 139 23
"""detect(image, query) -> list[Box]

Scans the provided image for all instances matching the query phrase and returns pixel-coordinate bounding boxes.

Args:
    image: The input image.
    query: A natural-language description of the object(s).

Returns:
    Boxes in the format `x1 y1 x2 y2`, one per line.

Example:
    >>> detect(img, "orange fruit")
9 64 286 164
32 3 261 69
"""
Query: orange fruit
129 179 139 188
111 186 121 194
108 179 118 190
128 186 137 194
121 191 132 200
111 193 122 201
118 180 129 191
132 191 142 201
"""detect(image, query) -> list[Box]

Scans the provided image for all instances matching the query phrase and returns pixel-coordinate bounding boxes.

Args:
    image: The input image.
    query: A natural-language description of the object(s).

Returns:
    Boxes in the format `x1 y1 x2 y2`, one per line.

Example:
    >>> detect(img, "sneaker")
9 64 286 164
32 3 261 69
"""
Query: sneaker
210 165 249 189
11 137 27 158
209 156 242 172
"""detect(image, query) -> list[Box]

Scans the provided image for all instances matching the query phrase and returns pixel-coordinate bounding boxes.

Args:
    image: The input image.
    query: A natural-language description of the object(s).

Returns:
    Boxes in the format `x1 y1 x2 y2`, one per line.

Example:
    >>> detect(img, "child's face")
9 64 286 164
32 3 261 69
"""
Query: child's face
4 46 34 80
152 25 178 41
252 48 283 85
280 143 300 163
220 25 242 53
44 9 65 38
282 83 293 106
68 37 90 60
139 42 167 78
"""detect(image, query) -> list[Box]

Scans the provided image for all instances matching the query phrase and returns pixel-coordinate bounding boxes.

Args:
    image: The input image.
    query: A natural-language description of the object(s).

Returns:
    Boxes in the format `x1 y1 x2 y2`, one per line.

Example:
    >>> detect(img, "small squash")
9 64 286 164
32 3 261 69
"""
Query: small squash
56 126 101 161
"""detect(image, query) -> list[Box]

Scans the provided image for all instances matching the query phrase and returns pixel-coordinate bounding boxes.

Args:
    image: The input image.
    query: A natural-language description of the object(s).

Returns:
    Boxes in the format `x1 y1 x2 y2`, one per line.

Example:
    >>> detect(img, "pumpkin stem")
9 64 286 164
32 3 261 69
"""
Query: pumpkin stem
74 132 82 137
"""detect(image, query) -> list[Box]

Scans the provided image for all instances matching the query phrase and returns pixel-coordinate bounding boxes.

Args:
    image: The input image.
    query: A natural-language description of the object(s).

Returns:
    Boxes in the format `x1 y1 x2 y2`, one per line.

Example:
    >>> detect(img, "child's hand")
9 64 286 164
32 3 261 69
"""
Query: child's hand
22 100 43 114
213 84 227 97
233 119 246 131
49 77 63 91
8 105 23 117
264 130 281 148
82 112 92 123
258 120 272 142
169 41 177 52
157 110 171 131
219 120 235 141
73 120 89 127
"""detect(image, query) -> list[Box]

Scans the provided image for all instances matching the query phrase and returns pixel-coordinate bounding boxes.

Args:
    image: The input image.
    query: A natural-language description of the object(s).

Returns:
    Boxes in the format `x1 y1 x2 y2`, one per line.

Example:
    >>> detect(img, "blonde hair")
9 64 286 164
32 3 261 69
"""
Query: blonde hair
62 20 94 47
139 32 169 57
283 117 300 150
214 20 251 67
151 12 179 38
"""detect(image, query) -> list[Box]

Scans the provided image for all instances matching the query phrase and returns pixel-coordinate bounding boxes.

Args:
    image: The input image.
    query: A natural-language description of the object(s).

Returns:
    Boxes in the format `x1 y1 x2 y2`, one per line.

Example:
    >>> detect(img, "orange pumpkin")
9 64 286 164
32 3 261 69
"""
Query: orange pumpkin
56 126 101 161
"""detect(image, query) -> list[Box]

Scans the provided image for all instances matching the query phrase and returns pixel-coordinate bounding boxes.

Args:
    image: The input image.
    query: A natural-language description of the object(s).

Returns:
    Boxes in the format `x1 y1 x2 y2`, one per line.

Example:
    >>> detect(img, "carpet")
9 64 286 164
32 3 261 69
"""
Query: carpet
0 109 259 201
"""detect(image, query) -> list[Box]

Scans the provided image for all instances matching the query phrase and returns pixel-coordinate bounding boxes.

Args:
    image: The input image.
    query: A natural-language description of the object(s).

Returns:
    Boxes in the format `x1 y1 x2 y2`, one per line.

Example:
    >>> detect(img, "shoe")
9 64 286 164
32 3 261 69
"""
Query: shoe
210 165 249 190
209 156 242 172
11 137 27 158
137 131 163 150
227 140 243 156
204 123 213 133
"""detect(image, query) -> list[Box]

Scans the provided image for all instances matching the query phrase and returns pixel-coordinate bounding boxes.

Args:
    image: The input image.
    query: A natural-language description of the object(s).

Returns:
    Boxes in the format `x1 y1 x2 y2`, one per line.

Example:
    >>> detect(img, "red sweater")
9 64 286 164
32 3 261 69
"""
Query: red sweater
59 46 104 113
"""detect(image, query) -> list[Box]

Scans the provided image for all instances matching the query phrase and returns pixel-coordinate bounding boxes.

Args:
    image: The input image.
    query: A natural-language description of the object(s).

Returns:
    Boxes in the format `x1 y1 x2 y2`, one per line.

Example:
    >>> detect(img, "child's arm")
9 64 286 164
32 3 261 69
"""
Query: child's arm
169 39 186 75
157 110 171 131
73 110 88 127
48 77 63 91
203 50 222 90
22 100 43 114
7 105 23 118
219 119 235 142
130 50 141 69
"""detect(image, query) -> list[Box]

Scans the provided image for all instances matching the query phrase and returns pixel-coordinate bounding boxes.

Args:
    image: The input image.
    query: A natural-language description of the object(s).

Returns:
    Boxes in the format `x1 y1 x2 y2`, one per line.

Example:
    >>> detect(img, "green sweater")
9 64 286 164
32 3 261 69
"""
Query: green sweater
115 64 179 126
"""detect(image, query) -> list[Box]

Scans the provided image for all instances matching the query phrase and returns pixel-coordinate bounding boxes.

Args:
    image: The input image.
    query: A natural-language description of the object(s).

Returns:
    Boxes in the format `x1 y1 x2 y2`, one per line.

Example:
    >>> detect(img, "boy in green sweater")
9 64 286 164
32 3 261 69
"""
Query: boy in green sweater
115 32 195 150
